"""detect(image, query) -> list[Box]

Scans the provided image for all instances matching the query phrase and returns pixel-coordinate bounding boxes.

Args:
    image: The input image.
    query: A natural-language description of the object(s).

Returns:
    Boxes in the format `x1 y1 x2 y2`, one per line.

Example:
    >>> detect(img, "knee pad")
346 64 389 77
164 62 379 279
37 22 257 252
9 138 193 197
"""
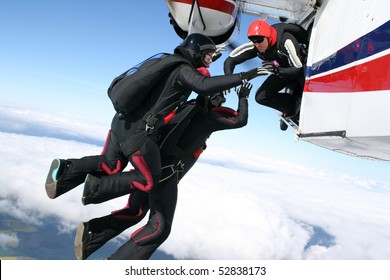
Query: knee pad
111 192 149 225
100 130 127 174
130 150 157 192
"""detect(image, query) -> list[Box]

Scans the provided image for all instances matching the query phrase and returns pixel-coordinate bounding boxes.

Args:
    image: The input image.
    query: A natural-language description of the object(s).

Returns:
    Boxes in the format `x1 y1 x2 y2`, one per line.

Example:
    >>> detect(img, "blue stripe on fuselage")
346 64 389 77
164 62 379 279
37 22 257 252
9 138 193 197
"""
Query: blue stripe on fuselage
307 20 390 78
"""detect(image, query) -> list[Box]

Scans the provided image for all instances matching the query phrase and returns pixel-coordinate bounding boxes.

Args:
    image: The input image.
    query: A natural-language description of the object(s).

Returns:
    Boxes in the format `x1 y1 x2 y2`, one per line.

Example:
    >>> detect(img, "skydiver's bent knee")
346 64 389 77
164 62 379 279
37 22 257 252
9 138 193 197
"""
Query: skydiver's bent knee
107 210 170 260
255 87 269 104
131 210 166 246
129 150 160 192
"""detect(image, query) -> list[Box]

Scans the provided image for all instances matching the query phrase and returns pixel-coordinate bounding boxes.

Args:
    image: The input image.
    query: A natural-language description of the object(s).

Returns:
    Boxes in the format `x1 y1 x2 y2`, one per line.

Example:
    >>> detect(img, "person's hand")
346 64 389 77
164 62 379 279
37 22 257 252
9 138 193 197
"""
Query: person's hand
222 88 231 95
237 82 253 99
262 60 280 74
239 66 269 81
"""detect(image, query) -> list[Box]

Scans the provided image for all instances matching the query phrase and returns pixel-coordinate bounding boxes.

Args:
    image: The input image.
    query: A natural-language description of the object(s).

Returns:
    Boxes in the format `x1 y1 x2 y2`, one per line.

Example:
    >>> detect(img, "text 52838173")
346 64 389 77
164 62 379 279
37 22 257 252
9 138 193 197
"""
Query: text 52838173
218 266 266 276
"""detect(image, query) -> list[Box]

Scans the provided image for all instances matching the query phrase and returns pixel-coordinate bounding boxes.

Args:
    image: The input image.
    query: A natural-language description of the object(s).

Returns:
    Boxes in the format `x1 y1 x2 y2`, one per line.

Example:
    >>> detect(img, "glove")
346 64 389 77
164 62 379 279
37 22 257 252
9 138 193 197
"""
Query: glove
239 66 269 81
262 60 280 74
237 82 253 99
222 88 231 95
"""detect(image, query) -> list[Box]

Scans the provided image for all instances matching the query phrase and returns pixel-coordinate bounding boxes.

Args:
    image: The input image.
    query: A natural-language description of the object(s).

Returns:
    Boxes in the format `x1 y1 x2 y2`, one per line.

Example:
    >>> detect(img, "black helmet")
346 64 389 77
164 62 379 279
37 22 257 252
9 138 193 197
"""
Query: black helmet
209 92 226 107
174 33 216 68
196 92 225 109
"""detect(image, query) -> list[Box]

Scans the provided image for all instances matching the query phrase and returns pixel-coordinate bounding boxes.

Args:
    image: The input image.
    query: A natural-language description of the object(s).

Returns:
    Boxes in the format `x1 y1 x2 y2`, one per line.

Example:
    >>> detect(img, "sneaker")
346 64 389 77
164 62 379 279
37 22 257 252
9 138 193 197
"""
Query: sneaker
74 217 124 260
280 119 288 131
74 222 90 260
45 159 67 199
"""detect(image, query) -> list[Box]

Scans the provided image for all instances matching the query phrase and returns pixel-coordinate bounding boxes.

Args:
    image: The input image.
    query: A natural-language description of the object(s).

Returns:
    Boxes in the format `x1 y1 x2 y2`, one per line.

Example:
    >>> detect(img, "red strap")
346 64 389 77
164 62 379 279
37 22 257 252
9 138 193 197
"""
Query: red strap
193 147 204 159
211 106 238 116
197 67 211 77
163 110 176 123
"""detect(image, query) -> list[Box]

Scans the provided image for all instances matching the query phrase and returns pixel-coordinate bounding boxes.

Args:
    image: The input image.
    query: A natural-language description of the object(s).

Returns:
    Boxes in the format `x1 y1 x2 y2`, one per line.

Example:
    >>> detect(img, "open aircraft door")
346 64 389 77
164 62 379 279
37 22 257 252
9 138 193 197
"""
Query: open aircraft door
295 0 390 161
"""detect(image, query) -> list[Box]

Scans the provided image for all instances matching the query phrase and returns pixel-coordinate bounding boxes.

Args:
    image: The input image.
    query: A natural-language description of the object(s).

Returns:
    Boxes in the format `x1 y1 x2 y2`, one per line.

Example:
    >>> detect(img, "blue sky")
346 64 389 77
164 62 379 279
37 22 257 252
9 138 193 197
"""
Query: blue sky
1 0 389 182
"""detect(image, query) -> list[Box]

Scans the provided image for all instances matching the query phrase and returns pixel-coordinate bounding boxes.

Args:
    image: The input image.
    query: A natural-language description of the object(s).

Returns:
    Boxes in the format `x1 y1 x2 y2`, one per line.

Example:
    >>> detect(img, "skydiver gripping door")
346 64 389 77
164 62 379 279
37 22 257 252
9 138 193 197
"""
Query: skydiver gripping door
44 33 266 202
73 81 253 260
224 20 308 131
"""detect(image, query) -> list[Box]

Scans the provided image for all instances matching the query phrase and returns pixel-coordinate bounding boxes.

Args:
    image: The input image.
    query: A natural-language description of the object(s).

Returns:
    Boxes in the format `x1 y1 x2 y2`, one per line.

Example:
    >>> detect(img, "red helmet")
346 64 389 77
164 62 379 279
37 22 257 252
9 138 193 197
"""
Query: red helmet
247 20 277 47
247 20 271 38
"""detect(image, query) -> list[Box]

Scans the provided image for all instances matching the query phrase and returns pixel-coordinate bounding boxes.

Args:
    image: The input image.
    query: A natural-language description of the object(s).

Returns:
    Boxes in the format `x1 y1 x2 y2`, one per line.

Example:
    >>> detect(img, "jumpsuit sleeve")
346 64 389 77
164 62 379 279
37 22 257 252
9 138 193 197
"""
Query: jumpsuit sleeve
207 96 249 131
277 33 305 80
223 47 258 74
177 64 244 96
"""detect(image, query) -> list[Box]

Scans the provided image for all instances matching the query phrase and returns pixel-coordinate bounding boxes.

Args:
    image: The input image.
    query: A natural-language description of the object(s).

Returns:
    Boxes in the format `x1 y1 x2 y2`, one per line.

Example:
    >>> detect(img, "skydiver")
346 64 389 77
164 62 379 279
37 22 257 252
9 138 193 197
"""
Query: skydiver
45 33 266 201
73 80 253 260
224 20 308 130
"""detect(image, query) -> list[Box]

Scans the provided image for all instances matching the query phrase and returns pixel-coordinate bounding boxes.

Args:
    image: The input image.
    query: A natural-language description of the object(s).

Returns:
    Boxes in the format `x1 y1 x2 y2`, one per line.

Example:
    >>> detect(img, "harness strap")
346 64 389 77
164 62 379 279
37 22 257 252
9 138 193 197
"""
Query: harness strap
159 160 185 183
193 146 205 159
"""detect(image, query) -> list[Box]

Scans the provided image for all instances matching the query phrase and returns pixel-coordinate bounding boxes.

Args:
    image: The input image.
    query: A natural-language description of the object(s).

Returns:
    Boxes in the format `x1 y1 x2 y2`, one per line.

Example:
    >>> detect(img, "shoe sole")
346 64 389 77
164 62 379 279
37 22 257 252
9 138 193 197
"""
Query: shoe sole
280 123 288 131
45 159 60 199
81 196 88 205
81 174 91 205
74 222 86 260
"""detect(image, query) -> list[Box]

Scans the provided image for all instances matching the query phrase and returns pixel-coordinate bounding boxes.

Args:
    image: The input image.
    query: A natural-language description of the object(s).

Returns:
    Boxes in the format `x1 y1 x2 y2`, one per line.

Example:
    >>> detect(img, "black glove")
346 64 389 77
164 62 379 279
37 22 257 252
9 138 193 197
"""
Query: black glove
262 60 280 75
239 66 269 81
237 82 253 99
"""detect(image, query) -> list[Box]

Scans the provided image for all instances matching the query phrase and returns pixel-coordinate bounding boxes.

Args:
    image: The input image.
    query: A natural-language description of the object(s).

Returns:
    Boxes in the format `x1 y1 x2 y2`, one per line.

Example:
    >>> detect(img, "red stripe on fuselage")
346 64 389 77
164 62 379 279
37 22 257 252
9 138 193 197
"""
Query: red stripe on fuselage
305 53 390 93
172 0 236 15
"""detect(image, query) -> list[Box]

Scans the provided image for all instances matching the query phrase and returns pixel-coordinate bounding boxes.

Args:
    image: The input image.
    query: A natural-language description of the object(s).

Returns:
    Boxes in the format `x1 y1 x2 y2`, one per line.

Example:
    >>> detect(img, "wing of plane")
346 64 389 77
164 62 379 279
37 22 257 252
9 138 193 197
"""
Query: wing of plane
238 0 317 26
165 0 317 44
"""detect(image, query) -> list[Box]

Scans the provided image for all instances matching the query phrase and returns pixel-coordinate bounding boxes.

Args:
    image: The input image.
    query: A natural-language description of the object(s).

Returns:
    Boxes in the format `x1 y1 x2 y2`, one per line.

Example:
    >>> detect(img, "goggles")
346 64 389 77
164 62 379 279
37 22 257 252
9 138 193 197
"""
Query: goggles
250 36 265 44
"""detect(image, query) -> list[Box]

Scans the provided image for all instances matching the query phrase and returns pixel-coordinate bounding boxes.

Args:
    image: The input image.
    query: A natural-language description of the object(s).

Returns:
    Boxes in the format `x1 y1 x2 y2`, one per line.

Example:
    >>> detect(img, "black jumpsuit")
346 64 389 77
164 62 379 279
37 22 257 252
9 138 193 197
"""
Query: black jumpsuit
102 62 245 194
224 24 307 116
57 57 246 198
79 95 249 260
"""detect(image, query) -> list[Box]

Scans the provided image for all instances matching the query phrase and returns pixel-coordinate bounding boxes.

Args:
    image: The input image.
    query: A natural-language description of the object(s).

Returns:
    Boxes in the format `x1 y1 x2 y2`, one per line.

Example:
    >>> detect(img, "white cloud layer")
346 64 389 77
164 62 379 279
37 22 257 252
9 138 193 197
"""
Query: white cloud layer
0 232 19 249
1 107 390 260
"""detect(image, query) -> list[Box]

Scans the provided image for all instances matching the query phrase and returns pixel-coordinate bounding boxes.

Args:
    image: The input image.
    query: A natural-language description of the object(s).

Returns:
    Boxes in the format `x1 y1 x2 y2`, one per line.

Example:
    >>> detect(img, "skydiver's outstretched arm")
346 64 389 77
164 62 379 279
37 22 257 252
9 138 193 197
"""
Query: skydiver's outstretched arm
204 83 251 131
178 64 265 96
223 47 258 74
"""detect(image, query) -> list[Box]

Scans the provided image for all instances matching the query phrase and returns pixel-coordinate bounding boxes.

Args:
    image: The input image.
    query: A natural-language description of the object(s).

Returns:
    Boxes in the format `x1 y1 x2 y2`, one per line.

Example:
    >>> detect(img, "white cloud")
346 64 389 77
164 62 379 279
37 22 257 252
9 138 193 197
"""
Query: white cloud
0 232 19 249
1 109 390 260
0 132 129 229
0 104 108 143
159 147 390 259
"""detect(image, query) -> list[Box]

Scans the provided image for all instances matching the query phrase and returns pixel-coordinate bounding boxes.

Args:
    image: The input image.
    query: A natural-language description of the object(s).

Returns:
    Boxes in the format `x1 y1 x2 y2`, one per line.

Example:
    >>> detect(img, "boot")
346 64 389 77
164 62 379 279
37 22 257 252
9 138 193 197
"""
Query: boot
82 172 146 205
74 215 130 260
279 119 288 131
45 159 80 198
